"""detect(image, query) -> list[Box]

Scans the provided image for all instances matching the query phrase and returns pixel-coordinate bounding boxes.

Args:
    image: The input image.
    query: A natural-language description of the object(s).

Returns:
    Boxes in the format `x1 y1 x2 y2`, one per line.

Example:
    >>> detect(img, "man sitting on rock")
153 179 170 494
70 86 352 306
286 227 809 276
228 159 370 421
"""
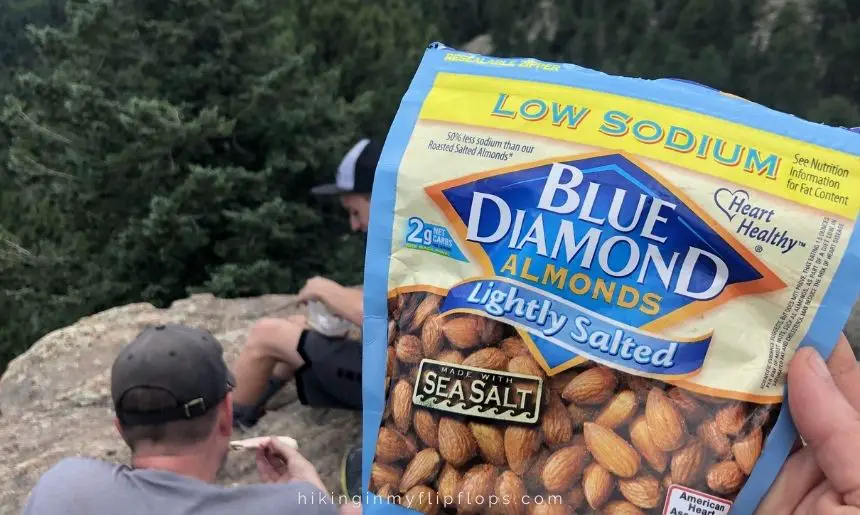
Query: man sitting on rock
230 138 380 497
21 324 358 515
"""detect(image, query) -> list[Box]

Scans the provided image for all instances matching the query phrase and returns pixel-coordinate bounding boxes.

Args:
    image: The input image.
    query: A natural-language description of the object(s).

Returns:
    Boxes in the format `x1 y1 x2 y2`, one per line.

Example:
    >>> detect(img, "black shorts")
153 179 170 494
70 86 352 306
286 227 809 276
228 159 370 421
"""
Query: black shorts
295 329 362 410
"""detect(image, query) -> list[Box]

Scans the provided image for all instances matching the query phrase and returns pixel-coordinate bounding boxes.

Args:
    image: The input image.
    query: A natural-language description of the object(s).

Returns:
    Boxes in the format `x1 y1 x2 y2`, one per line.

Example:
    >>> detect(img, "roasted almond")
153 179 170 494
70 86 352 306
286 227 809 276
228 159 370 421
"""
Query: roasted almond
436 463 461 507
387 320 397 346
438 417 477 467
459 464 497 514
541 392 573 447
595 390 638 429
716 403 747 435
375 426 417 463
401 448 442 492
493 471 527 515
403 484 440 514
414 408 439 448
733 426 763 475
629 415 668 473
584 422 641 478
376 483 395 499
706 460 745 494
463 347 509 371
645 388 687 451
548 369 578 391
391 379 413 433
526 503 574 515
668 387 706 423
566 402 593 429
566 486 585 509
436 349 465 364
507 354 547 379
541 444 589 493
603 500 646 515
386 344 397 376
618 474 661 509
561 366 617 405
670 441 705 485
697 418 732 458
442 316 483 349
470 422 507 466
395 334 424 364
371 462 402 490
410 293 442 332
505 425 542 475
479 317 505 345
523 448 550 492
421 315 445 358
500 336 530 358
582 462 614 509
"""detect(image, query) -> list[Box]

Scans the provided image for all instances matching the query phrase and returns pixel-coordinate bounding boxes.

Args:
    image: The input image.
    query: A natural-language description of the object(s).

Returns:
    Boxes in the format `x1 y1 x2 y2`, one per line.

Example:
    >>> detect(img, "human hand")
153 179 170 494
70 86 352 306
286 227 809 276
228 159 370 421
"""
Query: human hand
756 333 860 514
255 437 327 492
297 276 340 305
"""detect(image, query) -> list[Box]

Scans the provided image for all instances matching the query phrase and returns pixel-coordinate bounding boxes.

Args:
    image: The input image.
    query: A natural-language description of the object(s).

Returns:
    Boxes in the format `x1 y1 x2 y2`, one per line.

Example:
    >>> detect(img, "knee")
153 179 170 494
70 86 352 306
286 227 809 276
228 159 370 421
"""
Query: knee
247 317 303 353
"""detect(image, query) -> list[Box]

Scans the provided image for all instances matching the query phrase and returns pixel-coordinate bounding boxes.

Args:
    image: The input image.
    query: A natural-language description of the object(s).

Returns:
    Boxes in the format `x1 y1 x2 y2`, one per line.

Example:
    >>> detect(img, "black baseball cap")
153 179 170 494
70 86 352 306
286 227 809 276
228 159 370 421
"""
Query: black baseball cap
111 324 235 426
310 138 382 196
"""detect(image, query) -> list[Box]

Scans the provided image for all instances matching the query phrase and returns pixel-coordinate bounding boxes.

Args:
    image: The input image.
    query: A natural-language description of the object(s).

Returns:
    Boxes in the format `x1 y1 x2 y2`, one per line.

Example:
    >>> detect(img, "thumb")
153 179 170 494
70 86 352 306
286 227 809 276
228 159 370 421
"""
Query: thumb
788 347 860 498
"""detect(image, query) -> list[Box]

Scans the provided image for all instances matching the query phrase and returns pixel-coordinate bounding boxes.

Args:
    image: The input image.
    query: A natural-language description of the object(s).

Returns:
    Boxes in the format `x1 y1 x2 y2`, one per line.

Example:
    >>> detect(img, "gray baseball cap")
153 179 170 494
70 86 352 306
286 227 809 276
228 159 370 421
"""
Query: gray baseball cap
111 324 235 426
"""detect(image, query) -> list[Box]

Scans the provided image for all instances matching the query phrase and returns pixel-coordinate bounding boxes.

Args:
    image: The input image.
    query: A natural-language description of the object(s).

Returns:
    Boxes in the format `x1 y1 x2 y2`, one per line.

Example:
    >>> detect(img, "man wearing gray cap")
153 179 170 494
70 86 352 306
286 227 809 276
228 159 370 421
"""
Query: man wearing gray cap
20 324 357 515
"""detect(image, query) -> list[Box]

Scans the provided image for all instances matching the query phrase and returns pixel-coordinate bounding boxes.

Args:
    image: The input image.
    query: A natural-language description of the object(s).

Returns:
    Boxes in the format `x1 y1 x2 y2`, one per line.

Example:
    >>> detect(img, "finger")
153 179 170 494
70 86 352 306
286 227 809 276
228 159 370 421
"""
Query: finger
256 447 278 482
788 347 860 496
755 446 824 514
825 334 860 413
795 480 843 515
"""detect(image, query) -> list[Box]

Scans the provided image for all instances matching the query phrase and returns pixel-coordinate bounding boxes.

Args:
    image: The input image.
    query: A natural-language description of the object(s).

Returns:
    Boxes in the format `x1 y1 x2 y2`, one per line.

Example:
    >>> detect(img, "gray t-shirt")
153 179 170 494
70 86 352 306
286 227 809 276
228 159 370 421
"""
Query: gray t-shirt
20 457 340 515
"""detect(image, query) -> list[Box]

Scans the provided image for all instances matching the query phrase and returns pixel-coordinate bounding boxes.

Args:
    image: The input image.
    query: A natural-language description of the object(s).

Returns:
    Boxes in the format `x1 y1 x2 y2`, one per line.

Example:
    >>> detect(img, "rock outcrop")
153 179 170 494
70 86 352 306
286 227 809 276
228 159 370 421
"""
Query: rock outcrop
0 293 361 515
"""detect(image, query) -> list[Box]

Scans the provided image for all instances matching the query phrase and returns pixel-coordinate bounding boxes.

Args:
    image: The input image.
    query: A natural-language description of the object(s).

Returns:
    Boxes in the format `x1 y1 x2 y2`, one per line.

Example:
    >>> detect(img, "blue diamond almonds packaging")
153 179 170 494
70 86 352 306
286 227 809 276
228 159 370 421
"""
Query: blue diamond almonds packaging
361 43 860 515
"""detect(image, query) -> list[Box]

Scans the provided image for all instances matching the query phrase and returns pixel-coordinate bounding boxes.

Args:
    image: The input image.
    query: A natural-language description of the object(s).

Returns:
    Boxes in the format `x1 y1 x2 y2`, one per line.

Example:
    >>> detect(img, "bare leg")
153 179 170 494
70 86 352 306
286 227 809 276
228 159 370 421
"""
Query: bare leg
231 315 308 407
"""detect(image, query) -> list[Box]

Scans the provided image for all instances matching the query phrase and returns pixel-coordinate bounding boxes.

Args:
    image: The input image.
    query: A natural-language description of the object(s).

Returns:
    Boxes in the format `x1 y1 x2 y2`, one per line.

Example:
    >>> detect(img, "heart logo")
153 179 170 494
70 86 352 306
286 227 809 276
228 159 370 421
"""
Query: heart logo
713 188 748 222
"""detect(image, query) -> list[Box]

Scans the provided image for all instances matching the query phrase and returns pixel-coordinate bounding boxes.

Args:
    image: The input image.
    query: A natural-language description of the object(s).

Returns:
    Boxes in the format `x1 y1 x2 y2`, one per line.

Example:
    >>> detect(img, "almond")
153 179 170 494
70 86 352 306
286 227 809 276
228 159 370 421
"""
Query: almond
523 448 550 492
732 426 763 475
470 422 507 466
527 504 574 515
566 402 593 429
387 326 397 353
507 354 547 379
463 347 509 371
375 426 417 463
668 387 706 423
561 366 617 405
436 349 465 364
624 375 652 401
391 379 413 433
421 315 445 358
716 403 747 435
603 500 646 515
371 462 402 490
697 418 732 458
403 484 440 514
400 448 442 492
645 388 687 451
582 462 614 509
443 316 483 349
459 464 497 514
629 415 668 473
662 474 673 489
583 422 641 478
595 390 638 429
706 460 745 494
436 463 461 507
505 425 542 474
548 369 578 391
670 441 705 485
438 417 477 467
618 474 661 509
493 471 527 515
376 483 395 499
410 294 442 332
396 334 424 364
541 444 589 493
500 336 530 358
542 392 573 447
479 317 504 345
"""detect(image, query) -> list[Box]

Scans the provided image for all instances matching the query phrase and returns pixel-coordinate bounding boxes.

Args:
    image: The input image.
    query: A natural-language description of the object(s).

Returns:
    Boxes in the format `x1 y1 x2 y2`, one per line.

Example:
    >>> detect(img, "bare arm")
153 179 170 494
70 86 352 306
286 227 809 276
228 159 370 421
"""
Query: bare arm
321 285 363 327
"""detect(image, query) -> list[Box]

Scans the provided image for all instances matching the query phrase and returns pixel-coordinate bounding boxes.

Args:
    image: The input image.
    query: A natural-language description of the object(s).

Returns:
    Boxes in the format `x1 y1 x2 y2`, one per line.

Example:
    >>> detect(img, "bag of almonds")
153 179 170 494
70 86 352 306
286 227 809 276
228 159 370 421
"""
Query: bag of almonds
361 43 860 514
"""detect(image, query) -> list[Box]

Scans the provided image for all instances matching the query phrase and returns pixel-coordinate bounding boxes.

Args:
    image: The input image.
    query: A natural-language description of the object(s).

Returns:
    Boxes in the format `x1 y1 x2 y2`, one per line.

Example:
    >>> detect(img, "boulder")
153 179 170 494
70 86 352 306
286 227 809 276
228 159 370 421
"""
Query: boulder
0 293 361 515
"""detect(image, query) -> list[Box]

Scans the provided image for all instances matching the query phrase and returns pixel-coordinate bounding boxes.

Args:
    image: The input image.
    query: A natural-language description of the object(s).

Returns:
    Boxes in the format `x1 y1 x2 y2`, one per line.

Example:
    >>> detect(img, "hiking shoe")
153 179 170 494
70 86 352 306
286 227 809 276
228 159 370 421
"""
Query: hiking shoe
340 444 363 499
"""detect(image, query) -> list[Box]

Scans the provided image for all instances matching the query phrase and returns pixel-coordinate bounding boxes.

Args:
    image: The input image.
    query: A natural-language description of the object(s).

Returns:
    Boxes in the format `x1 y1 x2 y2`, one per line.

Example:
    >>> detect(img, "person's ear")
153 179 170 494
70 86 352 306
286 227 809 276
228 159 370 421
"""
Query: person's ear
217 392 234 437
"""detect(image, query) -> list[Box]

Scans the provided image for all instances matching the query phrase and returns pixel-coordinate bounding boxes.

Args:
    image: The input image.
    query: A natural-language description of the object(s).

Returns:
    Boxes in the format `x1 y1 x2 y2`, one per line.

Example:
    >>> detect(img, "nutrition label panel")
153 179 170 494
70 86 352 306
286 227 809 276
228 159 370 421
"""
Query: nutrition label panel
762 216 846 389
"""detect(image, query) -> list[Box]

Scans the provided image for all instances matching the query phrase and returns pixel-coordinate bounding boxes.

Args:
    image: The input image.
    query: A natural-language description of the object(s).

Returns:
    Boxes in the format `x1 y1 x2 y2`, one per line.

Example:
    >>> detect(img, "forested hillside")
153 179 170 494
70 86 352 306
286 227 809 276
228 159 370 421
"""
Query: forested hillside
1 0 858 371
